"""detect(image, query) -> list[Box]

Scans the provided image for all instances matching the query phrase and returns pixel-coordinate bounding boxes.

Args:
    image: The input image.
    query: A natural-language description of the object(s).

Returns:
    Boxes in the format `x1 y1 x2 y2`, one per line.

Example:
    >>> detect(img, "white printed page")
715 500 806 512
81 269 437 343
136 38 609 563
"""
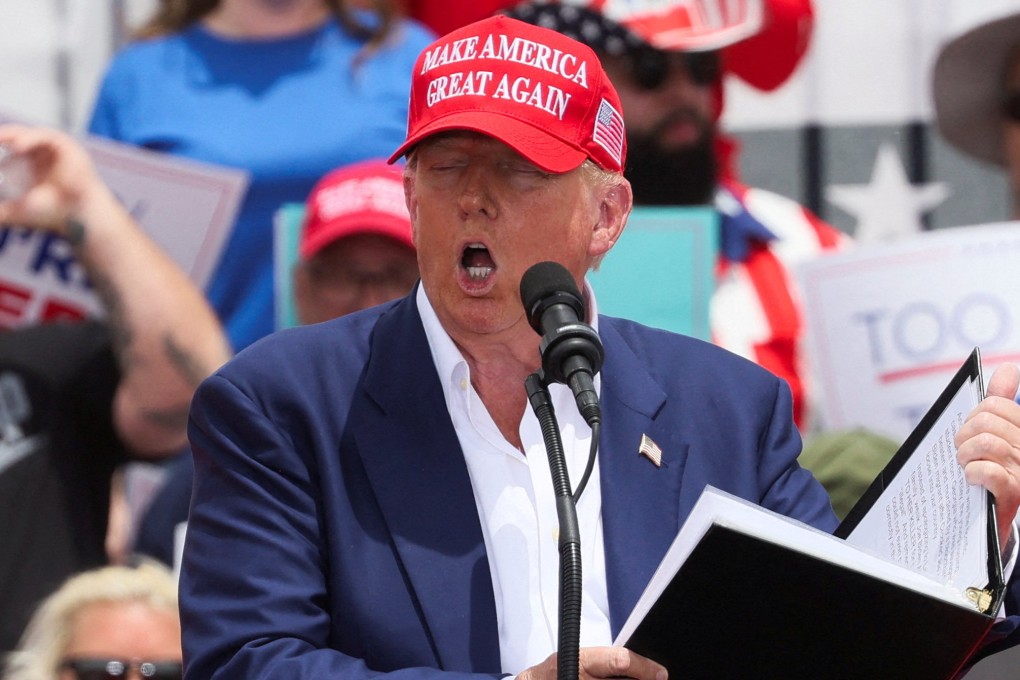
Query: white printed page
844 376 987 595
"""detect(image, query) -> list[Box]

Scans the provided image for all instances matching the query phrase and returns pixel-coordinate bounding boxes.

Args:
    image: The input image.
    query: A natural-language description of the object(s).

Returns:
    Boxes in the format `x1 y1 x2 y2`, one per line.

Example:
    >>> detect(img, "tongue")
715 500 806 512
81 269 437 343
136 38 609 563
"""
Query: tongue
463 247 495 269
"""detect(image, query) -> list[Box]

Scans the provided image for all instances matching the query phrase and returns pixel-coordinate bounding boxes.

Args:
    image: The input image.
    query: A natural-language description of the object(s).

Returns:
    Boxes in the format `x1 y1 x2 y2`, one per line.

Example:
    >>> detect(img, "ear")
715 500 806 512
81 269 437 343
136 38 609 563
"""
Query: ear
403 168 420 245
589 177 633 260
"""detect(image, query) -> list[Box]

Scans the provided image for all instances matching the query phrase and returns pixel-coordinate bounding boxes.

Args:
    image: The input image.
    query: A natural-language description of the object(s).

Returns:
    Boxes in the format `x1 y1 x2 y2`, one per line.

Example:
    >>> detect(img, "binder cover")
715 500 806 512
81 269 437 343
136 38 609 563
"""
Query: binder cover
622 525 992 679
618 350 1002 679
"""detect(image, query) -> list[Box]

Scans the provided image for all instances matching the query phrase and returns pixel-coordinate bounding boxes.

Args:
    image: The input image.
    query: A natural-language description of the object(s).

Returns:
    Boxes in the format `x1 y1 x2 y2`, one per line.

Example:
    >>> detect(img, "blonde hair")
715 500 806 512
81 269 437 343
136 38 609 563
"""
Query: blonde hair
3 562 179 680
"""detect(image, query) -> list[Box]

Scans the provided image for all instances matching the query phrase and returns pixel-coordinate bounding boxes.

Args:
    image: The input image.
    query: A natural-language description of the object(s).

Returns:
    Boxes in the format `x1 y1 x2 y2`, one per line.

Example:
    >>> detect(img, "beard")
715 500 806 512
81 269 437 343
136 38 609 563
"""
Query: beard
624 122 717 207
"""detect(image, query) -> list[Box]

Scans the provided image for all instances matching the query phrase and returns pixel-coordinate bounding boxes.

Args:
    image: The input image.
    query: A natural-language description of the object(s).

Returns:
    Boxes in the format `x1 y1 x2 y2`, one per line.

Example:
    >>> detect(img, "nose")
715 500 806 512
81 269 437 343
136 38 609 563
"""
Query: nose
457 164 497 220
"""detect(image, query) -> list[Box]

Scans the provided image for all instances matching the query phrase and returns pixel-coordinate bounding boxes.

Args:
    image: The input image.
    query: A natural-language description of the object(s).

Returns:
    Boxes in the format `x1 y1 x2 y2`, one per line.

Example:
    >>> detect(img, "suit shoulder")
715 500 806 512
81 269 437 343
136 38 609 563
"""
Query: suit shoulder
601 315 779 385
219 304 387 383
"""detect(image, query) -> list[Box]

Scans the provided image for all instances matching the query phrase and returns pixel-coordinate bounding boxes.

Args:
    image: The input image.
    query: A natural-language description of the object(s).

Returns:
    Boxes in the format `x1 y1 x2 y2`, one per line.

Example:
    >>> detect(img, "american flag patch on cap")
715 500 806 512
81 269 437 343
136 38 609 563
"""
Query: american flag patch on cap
592 98 625 166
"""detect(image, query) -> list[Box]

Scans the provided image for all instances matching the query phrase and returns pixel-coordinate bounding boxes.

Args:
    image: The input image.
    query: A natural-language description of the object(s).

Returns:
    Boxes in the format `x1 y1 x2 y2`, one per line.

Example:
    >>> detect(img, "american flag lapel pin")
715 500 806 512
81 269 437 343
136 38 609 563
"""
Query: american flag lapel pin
638 434 663 468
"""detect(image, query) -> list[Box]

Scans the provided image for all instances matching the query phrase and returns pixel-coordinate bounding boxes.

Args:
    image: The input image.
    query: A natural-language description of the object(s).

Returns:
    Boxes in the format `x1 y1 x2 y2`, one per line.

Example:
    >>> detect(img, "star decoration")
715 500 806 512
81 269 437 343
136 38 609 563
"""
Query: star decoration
825 143 950 244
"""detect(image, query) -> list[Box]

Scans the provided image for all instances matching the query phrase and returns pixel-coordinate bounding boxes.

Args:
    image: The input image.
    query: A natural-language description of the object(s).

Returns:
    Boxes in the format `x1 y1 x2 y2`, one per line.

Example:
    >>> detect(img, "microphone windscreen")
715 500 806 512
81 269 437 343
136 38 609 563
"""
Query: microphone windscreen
522 263 579 330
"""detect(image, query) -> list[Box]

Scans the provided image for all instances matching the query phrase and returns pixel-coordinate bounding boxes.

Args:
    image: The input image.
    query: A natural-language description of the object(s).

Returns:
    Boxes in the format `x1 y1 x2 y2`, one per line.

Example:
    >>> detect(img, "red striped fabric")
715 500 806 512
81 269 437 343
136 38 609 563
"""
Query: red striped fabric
712 182 848 430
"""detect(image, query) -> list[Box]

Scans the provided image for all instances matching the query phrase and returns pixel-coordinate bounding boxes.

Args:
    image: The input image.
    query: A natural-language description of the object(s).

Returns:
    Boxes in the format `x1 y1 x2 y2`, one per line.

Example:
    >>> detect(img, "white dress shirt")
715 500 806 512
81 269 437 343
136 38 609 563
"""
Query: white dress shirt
416 285 613 675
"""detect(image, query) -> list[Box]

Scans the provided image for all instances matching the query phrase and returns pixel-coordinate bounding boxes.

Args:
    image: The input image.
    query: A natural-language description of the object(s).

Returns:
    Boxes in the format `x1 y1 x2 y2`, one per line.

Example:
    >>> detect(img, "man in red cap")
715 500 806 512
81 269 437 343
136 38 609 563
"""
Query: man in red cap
294 159 419 325
180 14 1020 680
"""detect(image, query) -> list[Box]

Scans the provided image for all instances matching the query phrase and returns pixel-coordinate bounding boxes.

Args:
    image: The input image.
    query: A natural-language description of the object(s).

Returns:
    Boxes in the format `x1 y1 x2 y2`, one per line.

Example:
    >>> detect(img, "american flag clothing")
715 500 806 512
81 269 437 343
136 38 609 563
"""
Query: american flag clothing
711 178 849 430
592 98 626 167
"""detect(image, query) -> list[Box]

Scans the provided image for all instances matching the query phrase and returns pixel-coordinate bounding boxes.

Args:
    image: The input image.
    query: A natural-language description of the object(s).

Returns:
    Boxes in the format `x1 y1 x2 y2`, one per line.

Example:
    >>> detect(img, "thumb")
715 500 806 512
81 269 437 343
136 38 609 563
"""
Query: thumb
986 362 1020 401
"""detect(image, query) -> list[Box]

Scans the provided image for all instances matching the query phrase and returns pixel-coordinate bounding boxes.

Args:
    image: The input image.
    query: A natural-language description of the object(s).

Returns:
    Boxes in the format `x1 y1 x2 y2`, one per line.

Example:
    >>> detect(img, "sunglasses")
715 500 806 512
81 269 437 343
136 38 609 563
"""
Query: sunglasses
1002 90 1020 123
60 658 183 680
630 48 721 90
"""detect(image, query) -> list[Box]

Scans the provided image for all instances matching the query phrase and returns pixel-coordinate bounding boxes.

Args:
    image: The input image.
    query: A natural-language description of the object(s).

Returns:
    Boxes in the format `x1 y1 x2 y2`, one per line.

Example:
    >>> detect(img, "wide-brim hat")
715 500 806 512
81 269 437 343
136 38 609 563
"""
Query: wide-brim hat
933 10 1020 167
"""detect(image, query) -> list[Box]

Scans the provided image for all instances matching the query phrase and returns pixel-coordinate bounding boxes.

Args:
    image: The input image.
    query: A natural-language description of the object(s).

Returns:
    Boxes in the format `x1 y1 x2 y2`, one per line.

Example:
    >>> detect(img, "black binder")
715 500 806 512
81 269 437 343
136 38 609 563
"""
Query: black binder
616 349 1002 680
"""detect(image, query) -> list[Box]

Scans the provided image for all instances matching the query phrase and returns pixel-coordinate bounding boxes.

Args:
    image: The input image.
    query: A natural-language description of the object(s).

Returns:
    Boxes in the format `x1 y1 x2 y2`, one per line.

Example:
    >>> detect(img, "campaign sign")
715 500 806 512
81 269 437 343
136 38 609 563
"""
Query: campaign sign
0 129 247 329
589 206 718 341
798 223 1020 440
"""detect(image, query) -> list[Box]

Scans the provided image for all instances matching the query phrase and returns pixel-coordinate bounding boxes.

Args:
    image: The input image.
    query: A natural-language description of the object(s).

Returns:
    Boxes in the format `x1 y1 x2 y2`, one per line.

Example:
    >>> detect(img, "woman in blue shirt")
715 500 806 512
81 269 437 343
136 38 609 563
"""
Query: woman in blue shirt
89 0 434 350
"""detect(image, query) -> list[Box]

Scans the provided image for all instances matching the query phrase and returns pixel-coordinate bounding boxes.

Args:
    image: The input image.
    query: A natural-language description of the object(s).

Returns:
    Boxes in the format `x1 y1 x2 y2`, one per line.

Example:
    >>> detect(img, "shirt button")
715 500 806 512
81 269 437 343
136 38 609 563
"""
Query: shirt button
459 378 468 391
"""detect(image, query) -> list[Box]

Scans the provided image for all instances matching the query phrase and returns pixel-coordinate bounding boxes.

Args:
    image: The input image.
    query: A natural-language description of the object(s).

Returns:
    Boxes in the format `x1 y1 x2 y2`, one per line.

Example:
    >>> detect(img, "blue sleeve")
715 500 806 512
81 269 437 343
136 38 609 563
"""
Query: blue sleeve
181 374 500 680
758 377 839 533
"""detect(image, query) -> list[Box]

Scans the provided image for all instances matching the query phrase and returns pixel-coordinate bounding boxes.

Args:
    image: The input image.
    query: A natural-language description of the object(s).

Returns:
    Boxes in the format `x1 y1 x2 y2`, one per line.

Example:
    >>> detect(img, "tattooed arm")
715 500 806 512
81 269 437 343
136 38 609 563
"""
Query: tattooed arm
0 124 231 456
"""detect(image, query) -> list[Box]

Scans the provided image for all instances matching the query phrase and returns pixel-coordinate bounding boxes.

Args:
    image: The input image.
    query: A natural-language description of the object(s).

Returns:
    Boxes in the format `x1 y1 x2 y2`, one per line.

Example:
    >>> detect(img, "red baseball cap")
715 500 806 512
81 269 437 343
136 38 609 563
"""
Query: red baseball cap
388 14 626 173
300 159 414 260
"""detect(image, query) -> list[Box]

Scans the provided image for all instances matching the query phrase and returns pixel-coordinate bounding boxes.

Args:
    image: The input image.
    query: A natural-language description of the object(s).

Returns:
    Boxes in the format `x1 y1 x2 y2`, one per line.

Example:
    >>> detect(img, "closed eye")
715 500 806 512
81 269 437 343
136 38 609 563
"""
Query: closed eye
430 159 467 172
500 159 551 180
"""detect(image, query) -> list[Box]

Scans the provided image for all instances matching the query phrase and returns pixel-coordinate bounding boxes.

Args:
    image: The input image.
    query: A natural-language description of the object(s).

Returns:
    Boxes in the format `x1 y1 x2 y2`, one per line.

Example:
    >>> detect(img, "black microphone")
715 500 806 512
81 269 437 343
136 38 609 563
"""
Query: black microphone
519 261 603 426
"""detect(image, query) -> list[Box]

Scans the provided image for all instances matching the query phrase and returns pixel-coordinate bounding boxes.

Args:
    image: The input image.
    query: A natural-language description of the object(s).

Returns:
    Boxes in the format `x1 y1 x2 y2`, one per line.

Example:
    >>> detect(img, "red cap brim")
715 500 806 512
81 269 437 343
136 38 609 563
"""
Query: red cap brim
388 109 589 174
300 213 415 260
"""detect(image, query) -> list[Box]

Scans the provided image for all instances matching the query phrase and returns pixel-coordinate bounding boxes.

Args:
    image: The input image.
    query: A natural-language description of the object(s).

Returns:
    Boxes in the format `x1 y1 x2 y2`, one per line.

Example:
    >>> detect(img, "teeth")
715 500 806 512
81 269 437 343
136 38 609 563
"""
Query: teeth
466 266 493 280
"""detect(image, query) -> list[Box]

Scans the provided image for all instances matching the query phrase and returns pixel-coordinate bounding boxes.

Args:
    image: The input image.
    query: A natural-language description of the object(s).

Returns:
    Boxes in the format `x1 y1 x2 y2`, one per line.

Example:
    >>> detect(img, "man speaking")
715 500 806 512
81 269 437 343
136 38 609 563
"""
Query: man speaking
180 14 1020 679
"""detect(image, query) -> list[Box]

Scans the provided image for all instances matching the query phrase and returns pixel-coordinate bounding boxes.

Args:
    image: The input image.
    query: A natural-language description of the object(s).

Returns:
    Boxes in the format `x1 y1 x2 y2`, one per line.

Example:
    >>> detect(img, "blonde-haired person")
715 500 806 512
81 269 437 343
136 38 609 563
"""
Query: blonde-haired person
4 561 181 680
87 0 435 352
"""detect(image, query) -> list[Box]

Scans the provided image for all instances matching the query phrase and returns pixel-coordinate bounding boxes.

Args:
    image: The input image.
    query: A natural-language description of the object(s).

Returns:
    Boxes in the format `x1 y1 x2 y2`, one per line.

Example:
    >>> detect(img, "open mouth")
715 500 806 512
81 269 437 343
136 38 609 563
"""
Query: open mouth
461 243 496 281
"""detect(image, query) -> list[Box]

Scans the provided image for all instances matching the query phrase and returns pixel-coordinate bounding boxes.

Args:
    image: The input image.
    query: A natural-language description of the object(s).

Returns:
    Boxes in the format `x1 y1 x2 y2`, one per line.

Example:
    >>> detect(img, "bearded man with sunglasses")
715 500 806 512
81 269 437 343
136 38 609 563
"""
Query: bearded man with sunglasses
506 0 845 430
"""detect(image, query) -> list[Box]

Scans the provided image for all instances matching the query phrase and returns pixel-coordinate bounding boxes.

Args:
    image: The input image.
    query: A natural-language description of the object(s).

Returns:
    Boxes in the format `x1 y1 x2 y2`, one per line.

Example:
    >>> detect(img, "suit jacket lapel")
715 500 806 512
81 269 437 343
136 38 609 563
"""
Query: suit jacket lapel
353 294 501 672
350 303 694 658
597 319 690 639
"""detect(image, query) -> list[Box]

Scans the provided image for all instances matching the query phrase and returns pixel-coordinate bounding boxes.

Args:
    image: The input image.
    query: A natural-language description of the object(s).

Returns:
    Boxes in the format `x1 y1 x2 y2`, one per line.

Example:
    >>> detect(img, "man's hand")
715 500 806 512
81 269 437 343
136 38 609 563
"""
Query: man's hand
517 647 667 680
0 123 111 236
956 362 1020 548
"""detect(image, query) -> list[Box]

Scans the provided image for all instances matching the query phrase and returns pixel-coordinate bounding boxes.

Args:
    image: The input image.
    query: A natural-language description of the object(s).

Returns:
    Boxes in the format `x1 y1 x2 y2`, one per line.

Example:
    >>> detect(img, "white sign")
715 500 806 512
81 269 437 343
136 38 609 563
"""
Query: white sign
0 131 247 328
798 222 1020 440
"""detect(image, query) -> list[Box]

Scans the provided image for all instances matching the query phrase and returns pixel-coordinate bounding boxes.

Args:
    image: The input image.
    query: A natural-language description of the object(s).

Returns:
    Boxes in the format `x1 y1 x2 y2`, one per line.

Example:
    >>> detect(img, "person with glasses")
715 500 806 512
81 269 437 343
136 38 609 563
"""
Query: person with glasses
505 0 845 431
3 561 182 680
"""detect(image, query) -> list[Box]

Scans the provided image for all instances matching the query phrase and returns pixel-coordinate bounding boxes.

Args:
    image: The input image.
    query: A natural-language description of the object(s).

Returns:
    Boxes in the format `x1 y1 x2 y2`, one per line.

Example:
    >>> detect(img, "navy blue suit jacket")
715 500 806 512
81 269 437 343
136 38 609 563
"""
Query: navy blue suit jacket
180 291 847 679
